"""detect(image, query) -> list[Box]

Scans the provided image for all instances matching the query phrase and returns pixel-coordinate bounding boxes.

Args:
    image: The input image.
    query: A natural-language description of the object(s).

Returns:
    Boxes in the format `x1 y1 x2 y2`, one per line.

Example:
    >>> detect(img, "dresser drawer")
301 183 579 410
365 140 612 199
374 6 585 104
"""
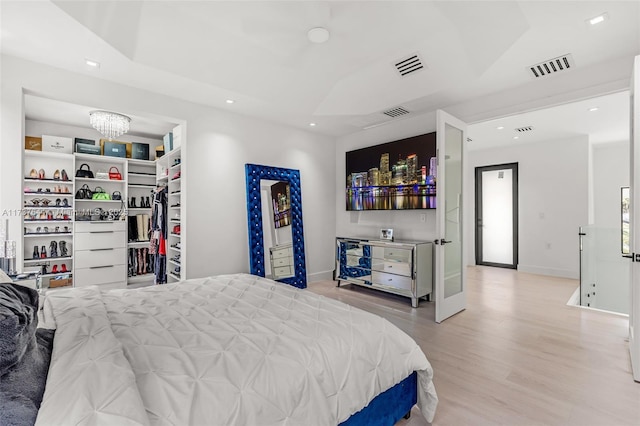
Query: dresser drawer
75 247 126 268
75 231 126 250
271 246 292 259
384 248 411 262
74 264 126 287
272 256 292 267
382 261 411 277
75 221 126 233
372 272 412 291
273 266 293 277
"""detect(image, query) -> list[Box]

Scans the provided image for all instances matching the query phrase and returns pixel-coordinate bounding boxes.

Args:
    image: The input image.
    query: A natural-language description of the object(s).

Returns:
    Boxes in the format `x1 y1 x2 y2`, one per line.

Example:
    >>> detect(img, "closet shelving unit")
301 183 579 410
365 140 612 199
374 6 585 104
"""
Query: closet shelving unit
127 159 156 285
157 145 184 282
22 150 75 287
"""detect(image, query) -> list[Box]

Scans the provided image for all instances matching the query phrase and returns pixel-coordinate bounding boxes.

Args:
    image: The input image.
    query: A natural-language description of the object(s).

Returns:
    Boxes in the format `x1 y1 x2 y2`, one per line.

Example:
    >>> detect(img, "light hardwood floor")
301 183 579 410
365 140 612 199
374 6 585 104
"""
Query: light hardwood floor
307 266 640 426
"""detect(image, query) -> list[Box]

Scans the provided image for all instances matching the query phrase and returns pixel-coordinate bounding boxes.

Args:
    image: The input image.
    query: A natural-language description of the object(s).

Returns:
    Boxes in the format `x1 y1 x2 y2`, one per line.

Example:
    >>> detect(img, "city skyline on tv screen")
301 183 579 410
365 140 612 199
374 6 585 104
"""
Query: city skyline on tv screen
345 132 437 211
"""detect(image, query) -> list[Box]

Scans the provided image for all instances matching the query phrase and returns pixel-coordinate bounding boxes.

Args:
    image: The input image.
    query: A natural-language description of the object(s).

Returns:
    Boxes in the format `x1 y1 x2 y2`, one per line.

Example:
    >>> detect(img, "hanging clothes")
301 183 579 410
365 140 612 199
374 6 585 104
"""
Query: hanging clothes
151 186 168 284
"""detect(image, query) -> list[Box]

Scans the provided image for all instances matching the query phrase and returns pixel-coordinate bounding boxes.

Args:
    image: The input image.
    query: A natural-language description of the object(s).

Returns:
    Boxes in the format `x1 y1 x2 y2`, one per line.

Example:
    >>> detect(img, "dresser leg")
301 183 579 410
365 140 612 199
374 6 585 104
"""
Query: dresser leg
336 280 341 287
411 297 419 308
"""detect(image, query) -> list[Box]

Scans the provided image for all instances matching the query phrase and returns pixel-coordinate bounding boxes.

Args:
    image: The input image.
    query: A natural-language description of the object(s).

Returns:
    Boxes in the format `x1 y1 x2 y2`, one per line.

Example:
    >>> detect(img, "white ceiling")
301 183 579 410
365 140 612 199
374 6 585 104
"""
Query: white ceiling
1 1 639 140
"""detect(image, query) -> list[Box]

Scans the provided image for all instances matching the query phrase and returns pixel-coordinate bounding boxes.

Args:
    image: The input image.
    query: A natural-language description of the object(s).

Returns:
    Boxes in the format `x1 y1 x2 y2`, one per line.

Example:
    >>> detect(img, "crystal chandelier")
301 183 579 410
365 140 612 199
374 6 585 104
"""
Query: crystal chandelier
89 110 131 140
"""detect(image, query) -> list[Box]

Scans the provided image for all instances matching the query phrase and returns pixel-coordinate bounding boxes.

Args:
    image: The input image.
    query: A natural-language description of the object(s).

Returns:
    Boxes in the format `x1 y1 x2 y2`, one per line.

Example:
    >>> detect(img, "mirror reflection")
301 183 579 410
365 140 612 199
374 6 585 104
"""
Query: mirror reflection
261 180 294 280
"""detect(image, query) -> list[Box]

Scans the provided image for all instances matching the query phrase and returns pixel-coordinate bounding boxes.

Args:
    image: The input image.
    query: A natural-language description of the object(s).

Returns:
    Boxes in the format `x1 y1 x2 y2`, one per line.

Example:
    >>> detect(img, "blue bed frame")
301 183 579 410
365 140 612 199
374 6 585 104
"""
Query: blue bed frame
341 372 418 425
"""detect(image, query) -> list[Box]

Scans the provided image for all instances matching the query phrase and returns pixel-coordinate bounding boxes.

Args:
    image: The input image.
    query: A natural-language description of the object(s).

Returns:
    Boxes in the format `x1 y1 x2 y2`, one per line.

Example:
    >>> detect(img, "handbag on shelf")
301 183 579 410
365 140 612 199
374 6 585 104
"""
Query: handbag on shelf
74 184 93 200
91 187 111 201
75 163 94 179
96 169 109 180
108 166 122 180
112 191 122 201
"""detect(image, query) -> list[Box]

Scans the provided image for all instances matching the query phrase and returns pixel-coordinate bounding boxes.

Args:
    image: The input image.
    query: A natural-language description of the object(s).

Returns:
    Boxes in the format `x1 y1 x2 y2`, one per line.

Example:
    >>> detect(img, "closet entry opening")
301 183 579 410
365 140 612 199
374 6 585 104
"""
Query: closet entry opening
475 163 518 269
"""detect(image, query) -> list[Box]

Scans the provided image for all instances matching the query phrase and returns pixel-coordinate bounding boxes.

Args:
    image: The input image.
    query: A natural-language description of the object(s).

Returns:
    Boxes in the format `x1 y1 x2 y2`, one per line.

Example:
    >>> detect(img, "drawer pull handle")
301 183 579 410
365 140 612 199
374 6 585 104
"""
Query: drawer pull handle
90 248 114 252
89 231 114 234
89 265 114 269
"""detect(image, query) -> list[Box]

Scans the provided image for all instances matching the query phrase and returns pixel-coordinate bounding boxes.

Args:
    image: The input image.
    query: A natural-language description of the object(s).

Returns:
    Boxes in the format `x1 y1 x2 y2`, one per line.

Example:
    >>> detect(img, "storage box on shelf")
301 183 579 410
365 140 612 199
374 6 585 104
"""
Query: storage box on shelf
22 150 75 289
127 159 156 284
335 237 433 308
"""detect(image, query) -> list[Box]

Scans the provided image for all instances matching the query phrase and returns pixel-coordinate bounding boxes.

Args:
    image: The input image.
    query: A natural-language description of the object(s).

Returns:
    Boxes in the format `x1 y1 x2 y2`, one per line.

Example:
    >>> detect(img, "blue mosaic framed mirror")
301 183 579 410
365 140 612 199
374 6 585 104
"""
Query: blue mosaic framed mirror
245 164 307 288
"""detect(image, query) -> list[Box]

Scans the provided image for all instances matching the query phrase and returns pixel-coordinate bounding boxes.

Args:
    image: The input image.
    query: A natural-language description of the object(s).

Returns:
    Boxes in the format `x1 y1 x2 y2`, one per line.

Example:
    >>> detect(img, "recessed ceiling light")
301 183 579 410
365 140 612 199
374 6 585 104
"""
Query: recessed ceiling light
309 123 317 127
307 27 330 44
587 12 609 26
589 107 599 112
226 99 234 104
496 126 504 130
513 136 519 140
85 58 100 68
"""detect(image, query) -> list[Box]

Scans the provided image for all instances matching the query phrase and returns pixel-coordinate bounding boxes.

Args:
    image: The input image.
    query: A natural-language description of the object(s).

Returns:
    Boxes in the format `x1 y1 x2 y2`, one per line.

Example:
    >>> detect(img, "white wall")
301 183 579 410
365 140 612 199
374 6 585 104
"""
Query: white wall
466 136 590 279
591 141 630 314
1 55 336 282
335 112 439 243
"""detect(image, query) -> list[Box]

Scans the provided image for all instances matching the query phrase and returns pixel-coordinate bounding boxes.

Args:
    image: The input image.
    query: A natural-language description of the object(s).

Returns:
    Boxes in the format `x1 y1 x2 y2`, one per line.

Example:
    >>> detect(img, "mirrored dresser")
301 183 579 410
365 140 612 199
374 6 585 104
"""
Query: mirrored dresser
335 237 433 307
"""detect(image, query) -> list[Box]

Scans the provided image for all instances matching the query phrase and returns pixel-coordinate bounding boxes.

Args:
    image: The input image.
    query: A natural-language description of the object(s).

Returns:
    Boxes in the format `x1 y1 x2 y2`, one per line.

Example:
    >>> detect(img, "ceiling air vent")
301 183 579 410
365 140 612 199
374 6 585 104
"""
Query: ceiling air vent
515 126 534 133
528 54 575 78
394 53 424 77
382 107 410 118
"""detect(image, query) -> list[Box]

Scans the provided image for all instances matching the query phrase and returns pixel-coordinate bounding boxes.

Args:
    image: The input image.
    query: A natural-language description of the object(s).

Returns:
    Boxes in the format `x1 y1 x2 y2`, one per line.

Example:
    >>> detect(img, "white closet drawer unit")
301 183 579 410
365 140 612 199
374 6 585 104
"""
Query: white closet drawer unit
372 272 412 291
75 231 126 250
74 265 127 288
75 221 126 233
75 248 126 268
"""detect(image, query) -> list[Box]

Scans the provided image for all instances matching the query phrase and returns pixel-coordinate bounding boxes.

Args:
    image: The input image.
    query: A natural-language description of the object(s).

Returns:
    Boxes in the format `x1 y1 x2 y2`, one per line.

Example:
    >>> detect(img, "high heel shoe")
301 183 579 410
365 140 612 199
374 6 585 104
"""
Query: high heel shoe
61 169 69 181
40 245 47 258
62 199 69 207
145 196 151 208
59 240 68 257
53 169 61 180
55 198 61 207
38 169 45 179
29 168 38 178
130 197 137 208
32 245 39 259
49 240 58 258
52 264 58 273
47 210 53 220
61 264 68 273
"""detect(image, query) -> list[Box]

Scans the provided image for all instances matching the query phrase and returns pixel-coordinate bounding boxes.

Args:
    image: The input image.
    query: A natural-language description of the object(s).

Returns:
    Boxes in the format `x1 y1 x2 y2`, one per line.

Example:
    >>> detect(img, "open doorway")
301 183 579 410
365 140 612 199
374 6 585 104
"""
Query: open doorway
475 163 518 269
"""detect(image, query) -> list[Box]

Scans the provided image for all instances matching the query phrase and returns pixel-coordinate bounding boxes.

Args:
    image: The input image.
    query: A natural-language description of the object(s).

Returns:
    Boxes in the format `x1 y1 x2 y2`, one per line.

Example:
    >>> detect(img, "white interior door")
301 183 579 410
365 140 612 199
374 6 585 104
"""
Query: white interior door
435 110 467 323
630 54 640 382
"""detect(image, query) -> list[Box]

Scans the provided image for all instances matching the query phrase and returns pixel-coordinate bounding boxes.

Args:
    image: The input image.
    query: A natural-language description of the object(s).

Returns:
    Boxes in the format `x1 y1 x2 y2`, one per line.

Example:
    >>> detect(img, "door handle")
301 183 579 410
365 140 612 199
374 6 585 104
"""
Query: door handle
434 239 452 245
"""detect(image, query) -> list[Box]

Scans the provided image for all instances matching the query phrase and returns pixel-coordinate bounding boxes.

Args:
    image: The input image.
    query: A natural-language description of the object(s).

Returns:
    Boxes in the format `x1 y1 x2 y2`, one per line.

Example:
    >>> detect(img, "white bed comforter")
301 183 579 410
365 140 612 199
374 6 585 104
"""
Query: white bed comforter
37 274 437 425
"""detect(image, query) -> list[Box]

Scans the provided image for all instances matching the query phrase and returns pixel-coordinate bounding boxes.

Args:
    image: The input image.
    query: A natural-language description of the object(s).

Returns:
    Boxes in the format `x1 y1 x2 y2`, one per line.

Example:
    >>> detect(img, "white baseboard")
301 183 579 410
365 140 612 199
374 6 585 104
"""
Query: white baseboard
566 287 580 306
307 270 334 283
518 265 578 279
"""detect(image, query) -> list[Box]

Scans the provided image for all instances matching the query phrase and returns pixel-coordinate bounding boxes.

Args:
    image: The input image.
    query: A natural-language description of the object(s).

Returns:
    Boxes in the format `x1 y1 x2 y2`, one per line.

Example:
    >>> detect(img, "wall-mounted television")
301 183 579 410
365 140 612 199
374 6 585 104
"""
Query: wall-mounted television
346 132 437 211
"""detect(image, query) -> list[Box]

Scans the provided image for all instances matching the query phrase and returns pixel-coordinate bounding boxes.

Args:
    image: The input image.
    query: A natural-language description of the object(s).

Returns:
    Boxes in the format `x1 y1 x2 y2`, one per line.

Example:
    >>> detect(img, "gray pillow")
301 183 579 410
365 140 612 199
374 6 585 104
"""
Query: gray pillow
0 283 55 426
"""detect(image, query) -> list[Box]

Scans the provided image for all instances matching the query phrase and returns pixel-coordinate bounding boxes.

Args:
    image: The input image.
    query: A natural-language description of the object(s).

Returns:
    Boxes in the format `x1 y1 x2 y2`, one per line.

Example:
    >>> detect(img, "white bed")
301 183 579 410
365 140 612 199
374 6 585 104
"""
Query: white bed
36 274 437 425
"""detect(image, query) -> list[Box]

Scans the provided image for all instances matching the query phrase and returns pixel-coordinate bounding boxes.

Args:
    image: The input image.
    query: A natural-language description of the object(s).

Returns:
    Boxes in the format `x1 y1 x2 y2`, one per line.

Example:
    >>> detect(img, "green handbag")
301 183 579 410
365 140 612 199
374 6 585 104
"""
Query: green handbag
92 186 111 201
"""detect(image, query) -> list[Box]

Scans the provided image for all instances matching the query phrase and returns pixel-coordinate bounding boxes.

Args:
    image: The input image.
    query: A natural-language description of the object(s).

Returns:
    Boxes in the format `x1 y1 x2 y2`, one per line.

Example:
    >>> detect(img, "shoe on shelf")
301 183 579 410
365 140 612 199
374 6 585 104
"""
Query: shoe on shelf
32 245 39 259
40 245 47 258
29 169 38 178
172 171 181 180
38 169 45 179
60 264 68 273
59 240 68 257
61 169 69 181
55 198 61 207
53 169 61 180
52 264 58 273
62 199 69 207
